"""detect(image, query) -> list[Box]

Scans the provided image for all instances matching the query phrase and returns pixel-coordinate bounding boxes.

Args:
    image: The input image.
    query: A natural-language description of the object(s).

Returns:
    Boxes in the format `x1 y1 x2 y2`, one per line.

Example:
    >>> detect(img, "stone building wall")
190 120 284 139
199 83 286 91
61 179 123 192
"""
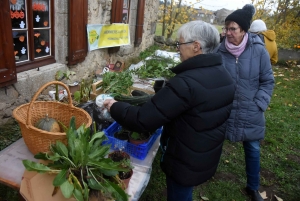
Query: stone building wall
0 0 159 125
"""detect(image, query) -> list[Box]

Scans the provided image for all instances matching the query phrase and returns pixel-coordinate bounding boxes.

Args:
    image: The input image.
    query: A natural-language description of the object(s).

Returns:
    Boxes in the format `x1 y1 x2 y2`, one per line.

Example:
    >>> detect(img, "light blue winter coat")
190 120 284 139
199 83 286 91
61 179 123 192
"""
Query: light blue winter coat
217 33 275 142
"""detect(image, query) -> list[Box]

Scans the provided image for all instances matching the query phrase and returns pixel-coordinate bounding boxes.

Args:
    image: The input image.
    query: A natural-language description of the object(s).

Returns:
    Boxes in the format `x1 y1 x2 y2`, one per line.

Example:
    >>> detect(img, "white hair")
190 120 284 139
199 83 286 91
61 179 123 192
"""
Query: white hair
177 20 220 54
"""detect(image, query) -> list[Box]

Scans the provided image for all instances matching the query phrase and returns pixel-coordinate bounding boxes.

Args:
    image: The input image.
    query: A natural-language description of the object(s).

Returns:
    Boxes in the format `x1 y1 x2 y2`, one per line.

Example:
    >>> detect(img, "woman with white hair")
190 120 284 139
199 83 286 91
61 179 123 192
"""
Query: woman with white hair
250 19 278 65
104 20 235 200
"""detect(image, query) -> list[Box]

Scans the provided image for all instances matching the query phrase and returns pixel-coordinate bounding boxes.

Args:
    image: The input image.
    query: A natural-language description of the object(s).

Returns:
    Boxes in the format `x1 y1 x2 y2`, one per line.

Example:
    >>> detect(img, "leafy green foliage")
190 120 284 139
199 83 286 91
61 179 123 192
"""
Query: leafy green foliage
100 71 134 96
133 55 178 79
73 78 93 103
22 117 132 201
130 132 149 141
251 0 300 49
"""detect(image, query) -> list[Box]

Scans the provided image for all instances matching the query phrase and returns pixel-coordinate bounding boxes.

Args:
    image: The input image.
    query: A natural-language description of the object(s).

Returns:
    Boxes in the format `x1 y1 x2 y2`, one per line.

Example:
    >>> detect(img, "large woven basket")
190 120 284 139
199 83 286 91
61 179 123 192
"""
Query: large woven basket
13 81 92 155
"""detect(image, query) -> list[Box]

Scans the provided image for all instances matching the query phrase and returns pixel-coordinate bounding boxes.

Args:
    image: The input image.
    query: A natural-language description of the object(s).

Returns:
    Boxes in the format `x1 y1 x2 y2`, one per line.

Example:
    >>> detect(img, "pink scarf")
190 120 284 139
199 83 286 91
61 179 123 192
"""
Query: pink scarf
225 33 248 58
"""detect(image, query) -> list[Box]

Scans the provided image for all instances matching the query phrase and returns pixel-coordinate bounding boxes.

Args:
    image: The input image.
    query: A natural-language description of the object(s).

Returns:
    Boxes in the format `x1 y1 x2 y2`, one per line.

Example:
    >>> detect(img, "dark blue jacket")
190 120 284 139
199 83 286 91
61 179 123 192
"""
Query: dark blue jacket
218 33 275 141
110 53 235 186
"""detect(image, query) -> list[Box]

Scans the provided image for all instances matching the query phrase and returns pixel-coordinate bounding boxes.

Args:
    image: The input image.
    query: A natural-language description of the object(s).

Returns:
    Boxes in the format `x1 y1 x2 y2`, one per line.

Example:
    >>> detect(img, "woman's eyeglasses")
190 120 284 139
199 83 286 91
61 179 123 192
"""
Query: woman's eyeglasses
222 27 240 33
175 41 195 49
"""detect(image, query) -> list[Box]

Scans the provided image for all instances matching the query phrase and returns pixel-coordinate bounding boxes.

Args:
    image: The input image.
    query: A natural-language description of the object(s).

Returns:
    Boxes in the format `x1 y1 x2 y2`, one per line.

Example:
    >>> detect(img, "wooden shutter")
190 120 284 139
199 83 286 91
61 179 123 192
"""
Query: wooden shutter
108 0 124 54
111 0 124 23
135 0 145 47
68 0 88 65
0 0 17 87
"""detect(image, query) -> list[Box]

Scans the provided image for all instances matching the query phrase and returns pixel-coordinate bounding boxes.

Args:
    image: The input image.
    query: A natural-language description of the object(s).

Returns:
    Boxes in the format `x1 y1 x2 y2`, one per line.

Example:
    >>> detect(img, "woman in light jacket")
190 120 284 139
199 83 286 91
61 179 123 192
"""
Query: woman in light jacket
217 4 275 201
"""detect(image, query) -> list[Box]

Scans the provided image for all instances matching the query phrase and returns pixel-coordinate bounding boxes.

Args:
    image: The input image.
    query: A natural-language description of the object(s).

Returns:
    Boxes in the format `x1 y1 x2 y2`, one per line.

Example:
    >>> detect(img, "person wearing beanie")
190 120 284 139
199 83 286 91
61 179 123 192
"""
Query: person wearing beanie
250 19 278 65
217 4 275 201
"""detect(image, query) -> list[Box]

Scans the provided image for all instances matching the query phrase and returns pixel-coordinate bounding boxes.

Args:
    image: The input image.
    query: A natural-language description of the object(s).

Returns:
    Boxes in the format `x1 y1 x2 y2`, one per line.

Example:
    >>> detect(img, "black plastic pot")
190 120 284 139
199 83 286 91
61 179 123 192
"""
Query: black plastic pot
153 79 166 93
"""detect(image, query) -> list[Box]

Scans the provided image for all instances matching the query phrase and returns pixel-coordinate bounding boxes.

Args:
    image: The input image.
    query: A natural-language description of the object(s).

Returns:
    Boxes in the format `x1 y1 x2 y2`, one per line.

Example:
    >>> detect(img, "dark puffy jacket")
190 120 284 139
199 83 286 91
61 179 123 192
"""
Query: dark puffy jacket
110 53 235 186
217 33 275 142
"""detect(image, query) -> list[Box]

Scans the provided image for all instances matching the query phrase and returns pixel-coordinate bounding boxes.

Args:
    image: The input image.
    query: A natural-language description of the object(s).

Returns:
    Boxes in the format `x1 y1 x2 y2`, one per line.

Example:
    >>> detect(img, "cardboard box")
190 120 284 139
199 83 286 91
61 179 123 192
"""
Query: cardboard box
20 170 76 201
20 170 115 201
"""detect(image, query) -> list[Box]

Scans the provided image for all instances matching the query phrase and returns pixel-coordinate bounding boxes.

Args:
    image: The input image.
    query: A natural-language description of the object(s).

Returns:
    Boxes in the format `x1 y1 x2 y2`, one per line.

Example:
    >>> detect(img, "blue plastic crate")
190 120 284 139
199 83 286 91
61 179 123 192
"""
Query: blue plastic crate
103 121 162 160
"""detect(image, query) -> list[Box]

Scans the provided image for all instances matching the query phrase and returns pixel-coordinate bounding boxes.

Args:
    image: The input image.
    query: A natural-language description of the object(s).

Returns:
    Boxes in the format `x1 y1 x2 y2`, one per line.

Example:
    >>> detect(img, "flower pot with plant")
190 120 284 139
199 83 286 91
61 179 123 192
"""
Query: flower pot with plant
55 70 79 95
128 131 151 145
113 128 131 141
108 150 133 190
22 116 132 201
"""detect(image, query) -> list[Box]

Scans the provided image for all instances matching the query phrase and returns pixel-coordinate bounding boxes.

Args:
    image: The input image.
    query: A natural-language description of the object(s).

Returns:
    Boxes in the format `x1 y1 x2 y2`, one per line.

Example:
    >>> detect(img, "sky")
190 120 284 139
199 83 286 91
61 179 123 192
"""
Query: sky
191 0 253 11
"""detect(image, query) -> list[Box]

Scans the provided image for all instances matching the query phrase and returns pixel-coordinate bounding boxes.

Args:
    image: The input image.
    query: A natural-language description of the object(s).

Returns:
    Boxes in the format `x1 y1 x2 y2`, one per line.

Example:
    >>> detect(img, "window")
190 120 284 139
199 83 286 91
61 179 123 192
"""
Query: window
122 0 129 24
10 0 54 73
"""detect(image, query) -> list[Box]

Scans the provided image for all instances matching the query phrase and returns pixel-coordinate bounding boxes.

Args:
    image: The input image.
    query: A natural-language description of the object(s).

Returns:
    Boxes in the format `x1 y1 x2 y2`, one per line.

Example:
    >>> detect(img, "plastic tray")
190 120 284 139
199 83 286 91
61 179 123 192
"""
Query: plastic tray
103 122 162 160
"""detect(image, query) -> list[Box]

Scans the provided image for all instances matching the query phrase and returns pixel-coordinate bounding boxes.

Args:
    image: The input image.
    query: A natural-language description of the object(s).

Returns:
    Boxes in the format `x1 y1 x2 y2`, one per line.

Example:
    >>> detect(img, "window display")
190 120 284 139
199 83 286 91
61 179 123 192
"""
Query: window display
10 0 51 63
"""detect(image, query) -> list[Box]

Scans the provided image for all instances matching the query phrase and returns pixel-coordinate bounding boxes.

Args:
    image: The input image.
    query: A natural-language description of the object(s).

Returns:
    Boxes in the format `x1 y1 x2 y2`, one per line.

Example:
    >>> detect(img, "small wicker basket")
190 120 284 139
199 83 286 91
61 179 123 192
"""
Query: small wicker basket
13 81 92 154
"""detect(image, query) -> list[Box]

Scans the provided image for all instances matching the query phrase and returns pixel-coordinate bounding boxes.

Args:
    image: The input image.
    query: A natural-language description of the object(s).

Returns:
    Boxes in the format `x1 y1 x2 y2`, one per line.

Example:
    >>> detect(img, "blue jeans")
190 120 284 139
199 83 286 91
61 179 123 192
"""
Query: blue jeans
243 140 260 190
166 176 193 201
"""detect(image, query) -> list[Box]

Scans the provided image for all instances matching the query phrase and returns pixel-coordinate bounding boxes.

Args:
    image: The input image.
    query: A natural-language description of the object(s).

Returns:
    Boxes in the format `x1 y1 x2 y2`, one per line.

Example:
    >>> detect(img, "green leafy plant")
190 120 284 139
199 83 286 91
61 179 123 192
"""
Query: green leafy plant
54 70 77 101
73 78 93 103
22 117 132 201
130 132 150 141
133 55 178 79
100 71 134 96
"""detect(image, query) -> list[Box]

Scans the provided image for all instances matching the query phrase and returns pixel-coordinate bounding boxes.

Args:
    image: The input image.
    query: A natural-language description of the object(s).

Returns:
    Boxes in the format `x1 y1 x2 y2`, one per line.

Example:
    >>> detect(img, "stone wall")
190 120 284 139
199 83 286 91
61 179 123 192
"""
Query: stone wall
0 0 159 125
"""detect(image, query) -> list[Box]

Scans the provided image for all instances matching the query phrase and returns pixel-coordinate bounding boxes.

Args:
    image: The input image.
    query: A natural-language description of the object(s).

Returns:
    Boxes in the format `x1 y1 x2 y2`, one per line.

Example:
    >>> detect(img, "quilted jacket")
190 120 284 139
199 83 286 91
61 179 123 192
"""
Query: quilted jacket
110 53 235 186
217 33 275 142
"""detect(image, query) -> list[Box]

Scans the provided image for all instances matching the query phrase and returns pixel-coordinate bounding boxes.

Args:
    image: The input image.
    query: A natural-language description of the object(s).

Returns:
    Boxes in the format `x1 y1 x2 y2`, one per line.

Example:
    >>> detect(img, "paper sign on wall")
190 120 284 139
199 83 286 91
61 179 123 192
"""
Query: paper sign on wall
87 24 130 51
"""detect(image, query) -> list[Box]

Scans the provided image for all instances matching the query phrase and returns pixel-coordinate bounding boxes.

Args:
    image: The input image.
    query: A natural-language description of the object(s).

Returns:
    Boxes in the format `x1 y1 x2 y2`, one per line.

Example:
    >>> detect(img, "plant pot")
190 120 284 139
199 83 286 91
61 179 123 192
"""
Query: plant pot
108 150 132 189
68 82 80 94
153 79 166 93
114 129 131 141
128 132 151 145
119 169 133 190
108 150 130 161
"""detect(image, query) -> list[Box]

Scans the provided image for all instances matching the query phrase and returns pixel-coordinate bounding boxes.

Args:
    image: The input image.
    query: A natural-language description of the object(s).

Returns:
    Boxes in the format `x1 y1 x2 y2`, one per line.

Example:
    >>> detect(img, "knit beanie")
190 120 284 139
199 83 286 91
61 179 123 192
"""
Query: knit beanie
225 4 256 32
249 19 267 32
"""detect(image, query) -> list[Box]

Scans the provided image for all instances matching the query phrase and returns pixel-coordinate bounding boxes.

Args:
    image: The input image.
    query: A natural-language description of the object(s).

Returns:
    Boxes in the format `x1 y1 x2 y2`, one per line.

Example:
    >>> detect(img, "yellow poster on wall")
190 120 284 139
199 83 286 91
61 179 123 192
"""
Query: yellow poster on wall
87 24 130 51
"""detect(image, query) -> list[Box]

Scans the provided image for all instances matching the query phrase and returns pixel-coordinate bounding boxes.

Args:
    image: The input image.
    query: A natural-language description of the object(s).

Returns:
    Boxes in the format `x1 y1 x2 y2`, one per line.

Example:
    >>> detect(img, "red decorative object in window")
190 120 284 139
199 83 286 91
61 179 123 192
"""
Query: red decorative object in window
14 10 20 19
32 3 46 11
10 0 17 5
19 35 25 42
34 32 40 38
20 11 24 19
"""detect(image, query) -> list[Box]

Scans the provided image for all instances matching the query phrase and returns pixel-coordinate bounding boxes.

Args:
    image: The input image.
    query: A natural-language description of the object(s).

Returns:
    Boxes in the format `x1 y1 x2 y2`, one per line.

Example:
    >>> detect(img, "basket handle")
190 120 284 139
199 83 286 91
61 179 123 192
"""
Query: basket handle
26 81 74 126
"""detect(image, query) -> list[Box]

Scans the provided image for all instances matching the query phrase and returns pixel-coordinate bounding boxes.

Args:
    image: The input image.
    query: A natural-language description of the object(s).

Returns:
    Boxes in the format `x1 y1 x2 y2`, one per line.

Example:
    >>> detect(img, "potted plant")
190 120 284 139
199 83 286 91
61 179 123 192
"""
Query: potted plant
55 70 80 94
128 131 151 145
113 128 131 141
73 78 93 104
22 117 132 201
108 150 133 189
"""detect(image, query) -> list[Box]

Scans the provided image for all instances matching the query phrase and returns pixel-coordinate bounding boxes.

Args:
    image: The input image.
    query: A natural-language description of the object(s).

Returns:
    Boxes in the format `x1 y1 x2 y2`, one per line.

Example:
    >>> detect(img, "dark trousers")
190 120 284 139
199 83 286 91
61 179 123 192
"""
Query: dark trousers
166 175 193 201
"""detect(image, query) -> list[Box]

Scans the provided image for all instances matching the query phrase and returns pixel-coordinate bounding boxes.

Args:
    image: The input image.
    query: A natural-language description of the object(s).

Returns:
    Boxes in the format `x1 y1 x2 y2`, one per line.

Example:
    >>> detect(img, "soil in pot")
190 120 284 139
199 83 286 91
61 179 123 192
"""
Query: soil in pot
114 129 131 141
128 131 151 145
108 150 130 161
108 150 133 189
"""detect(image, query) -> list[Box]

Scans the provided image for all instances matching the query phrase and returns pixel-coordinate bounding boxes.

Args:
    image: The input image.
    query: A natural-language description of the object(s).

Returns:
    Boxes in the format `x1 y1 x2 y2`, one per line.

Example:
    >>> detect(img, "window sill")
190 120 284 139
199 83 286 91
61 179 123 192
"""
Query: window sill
16 57 56 73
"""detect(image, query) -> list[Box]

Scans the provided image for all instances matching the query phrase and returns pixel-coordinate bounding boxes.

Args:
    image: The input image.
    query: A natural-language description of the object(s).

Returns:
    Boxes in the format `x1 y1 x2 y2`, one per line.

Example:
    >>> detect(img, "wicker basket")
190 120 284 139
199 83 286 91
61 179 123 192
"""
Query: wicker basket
13 81 92 155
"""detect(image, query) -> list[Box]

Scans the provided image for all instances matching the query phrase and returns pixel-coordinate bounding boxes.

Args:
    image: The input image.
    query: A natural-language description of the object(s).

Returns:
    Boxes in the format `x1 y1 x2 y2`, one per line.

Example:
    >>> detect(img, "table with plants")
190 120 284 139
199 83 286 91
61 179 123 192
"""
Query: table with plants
0 51 179 201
